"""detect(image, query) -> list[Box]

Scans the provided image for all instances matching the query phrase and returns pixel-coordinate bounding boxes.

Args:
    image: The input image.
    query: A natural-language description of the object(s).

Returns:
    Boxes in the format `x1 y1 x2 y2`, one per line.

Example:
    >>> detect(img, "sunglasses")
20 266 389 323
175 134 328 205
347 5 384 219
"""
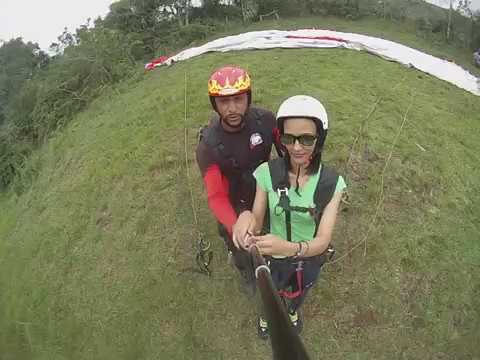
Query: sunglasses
280 133 317 147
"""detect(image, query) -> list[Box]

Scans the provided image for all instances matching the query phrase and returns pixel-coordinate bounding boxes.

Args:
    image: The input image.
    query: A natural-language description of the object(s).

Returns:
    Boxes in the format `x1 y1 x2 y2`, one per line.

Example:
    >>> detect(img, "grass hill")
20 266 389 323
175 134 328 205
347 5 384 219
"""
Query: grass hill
0 16 479 360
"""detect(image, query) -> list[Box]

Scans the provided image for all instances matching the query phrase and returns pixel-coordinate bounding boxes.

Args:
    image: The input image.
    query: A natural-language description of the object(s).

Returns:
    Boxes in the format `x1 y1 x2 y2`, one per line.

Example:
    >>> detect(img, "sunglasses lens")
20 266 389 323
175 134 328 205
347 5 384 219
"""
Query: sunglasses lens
280 134 295 145
280 134 317 146
299 135 317 146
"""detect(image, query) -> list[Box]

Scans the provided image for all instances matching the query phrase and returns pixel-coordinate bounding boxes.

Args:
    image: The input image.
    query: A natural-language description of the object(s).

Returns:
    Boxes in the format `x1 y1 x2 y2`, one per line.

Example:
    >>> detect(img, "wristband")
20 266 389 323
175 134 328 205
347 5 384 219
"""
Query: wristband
303 241 310 257
294 242 303 258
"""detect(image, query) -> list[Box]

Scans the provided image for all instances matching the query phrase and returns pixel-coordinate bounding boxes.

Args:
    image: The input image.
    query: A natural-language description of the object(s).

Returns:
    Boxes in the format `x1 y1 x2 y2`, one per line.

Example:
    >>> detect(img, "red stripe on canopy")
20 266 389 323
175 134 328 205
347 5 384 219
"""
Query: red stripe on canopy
286 35 348 43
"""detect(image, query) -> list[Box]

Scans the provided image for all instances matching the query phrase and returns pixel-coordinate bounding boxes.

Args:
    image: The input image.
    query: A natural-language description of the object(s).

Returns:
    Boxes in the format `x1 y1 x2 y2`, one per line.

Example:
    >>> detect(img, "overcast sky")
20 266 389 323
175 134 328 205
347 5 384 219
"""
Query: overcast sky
0 0 116 50
425 0 480 10
1 0 479 51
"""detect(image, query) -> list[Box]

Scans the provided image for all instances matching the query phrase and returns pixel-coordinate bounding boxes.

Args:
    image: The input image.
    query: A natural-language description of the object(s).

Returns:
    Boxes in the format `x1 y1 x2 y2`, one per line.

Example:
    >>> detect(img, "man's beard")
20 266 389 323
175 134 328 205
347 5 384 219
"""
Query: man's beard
222 113 245 129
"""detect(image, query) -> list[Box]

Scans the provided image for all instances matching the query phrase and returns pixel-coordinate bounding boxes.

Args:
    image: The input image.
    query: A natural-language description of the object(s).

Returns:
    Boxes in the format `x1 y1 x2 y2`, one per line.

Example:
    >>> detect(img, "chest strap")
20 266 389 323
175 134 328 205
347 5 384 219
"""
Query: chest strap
268 158 339 242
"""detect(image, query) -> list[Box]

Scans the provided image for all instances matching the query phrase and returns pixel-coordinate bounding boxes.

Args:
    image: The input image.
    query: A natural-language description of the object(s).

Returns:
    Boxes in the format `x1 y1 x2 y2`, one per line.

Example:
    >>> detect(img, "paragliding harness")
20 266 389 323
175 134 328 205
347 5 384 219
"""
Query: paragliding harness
199 108 280 216
268 157 338 299
196 109 280 275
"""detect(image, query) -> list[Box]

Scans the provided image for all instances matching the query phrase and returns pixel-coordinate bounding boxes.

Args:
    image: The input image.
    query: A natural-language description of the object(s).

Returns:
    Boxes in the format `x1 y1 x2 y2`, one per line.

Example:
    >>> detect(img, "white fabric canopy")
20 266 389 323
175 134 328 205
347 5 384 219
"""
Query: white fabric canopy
153 29 480 96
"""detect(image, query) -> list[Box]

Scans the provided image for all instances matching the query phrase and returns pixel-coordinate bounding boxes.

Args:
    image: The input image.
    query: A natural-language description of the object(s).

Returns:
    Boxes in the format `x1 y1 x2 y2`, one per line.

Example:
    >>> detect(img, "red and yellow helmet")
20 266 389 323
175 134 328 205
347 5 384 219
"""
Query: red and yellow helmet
208 66 251 97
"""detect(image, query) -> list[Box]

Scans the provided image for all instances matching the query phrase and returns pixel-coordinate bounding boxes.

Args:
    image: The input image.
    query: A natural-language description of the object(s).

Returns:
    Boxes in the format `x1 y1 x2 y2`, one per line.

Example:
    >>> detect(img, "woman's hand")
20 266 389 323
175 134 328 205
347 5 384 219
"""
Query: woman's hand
250 234 296 257
232 211 256 249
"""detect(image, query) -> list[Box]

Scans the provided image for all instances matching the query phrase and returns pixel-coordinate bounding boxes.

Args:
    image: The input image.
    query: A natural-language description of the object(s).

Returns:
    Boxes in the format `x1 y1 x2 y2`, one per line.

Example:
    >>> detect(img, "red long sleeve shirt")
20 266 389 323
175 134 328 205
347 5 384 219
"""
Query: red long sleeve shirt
203 164 237 234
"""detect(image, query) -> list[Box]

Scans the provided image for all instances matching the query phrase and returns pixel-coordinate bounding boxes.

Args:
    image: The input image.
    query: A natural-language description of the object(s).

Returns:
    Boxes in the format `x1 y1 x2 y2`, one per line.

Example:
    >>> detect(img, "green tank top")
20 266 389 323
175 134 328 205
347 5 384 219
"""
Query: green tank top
253 162 346 243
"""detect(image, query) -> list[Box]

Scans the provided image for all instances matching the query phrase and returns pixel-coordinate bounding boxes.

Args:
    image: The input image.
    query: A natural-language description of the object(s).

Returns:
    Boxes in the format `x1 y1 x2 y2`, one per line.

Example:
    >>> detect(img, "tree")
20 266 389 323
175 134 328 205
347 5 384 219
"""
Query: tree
0 38 48 126
457 0 472 16
49 27 77 55
457 0 476 47
447 0 454 41
102 0 194 55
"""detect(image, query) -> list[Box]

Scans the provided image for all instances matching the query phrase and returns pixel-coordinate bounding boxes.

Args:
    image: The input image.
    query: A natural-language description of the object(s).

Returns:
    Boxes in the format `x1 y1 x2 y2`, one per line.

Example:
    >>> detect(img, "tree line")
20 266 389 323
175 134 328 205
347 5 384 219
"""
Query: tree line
1 0 479 192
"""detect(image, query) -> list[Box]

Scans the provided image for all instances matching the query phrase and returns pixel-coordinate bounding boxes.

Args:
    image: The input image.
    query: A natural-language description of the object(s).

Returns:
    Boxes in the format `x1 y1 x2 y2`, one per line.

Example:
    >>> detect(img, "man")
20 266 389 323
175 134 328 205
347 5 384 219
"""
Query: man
196 65 278 292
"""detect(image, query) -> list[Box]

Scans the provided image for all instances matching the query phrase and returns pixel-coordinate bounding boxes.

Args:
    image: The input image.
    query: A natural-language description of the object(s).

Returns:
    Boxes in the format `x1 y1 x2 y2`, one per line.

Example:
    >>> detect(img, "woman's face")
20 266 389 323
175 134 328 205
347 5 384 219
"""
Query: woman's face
282 118 318 167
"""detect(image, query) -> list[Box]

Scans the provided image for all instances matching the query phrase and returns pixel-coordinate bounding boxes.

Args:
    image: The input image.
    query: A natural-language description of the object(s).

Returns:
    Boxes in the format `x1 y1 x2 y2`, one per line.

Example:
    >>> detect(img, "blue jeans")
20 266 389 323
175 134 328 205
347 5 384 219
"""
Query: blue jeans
268 255 326 312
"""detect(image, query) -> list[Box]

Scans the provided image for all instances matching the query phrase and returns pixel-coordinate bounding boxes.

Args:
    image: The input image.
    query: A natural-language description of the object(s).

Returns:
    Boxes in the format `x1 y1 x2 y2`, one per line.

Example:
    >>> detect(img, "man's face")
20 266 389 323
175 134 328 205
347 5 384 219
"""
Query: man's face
214 93 249 129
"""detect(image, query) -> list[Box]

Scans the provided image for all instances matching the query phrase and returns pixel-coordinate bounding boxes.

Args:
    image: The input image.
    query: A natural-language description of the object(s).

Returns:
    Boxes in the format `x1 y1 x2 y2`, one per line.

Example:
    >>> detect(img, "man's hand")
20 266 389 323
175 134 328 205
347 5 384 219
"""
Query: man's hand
232 211 256 250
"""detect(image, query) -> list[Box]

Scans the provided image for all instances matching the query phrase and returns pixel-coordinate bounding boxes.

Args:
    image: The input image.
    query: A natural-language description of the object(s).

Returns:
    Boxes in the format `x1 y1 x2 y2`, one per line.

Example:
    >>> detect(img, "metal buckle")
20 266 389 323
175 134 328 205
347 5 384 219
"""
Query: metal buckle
326 246 336 261
196 236 213 276
277 188 289 197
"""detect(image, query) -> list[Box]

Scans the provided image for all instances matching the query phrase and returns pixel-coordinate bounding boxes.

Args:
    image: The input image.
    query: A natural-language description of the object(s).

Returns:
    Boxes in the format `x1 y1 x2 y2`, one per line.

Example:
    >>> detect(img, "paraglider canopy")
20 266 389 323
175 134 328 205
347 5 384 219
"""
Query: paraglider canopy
145 29 480 96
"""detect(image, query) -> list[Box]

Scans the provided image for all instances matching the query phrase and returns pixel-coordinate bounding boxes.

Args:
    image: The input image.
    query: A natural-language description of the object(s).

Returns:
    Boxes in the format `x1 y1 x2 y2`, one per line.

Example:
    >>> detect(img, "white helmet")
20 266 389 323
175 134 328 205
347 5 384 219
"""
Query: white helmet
276 95 328 130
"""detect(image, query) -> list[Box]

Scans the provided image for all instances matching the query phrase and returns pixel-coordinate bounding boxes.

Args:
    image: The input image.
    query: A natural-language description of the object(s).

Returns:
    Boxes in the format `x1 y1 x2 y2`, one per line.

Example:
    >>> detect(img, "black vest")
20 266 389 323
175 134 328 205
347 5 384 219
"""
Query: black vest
202 108 274 212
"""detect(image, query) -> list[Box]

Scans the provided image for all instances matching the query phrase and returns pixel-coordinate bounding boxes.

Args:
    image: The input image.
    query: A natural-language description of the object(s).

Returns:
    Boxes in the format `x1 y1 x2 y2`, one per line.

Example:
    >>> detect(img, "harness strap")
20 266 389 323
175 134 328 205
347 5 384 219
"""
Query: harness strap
269 158 339 240
278 262 304 299
276 188 292 242
203 110 274 207
285 205 292 243
275 252 330 299
275 186 316 243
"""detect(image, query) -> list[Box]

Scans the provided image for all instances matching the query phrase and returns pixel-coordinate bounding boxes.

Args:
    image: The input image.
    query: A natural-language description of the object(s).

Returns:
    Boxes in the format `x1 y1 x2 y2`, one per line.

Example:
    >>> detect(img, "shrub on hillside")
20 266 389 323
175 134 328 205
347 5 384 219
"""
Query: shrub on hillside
302 0 363 19
191 1 243 21
0 126 33 192
0 27 138 190
166 23 218 48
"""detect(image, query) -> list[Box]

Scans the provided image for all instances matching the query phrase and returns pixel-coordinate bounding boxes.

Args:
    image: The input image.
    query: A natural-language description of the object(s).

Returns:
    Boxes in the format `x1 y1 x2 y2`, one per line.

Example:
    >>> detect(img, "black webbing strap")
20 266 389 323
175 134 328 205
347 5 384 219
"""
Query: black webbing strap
276 188 292 242
269 158 339 239
270 158 292 242
311 166 338 235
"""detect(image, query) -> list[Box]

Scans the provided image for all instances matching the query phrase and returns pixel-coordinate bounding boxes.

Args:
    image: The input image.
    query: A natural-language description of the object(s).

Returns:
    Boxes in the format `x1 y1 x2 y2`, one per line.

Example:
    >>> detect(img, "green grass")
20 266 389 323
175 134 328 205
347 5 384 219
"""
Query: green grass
1 17 480 360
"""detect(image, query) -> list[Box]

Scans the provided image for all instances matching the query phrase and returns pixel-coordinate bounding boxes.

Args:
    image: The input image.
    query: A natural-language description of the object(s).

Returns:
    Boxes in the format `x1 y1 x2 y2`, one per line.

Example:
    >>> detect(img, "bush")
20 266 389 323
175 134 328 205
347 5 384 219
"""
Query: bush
192 1 243 21
303 0 363 19
0 26 139 190
166 23 217 48
0 125 34 191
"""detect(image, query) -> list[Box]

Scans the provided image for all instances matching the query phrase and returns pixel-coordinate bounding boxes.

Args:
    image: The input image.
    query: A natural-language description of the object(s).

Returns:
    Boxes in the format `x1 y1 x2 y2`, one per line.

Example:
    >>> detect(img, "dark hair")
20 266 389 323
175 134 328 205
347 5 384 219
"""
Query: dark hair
278 117 327 175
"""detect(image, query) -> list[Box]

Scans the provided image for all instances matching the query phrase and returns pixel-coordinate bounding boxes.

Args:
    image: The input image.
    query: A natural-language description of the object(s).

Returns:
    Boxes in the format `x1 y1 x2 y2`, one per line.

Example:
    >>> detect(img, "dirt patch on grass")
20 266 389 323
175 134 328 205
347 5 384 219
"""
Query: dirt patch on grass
96 207 112 232
352 308 380 328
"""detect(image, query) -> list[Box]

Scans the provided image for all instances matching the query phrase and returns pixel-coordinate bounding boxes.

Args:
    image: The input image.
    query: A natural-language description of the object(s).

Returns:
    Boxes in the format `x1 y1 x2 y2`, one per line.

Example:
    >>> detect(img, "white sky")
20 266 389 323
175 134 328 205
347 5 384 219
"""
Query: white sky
424 0 480 10
0 0 479 51
0 0 116 50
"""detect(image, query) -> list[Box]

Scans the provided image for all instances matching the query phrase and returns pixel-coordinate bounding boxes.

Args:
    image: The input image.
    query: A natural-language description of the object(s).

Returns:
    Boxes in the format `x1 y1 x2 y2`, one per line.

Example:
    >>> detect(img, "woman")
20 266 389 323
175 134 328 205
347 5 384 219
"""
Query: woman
232 95 346 339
